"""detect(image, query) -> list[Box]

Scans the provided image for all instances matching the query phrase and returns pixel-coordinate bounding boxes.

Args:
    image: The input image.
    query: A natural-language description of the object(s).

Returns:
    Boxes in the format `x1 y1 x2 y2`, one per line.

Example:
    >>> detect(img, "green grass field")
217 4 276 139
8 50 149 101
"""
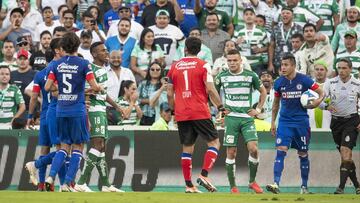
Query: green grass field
0 192 358 203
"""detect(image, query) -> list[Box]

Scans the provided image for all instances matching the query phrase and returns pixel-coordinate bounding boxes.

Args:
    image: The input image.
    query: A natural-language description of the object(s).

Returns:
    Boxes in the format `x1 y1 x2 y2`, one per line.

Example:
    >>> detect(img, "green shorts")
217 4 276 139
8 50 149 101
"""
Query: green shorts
88 112 108 139
223 116 258 146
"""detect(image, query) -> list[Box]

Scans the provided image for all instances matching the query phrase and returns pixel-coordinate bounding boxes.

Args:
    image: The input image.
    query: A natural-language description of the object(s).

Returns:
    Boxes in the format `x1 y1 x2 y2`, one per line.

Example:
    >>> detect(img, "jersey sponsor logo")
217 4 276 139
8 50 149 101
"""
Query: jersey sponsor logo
175 61 198 69
5 91 15 97
34 58 46 65
281 91 302 99
1 101 14 108
58 94 78 101
57 63 79 73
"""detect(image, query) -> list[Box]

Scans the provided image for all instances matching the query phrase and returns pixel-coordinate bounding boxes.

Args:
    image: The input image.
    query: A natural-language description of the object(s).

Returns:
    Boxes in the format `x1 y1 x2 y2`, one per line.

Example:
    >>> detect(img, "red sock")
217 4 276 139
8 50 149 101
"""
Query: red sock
181 153 192 181
202 147 218 174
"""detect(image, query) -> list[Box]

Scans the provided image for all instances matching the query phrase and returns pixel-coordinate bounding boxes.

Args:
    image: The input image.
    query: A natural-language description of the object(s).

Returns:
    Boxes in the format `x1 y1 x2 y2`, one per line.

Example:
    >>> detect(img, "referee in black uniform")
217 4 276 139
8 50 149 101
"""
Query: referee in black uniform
323 58 360 194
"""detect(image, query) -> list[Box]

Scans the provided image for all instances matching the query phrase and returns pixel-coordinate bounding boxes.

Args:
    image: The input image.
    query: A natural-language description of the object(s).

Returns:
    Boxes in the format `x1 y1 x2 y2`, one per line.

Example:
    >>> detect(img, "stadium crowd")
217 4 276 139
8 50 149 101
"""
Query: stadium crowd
0 0 359 194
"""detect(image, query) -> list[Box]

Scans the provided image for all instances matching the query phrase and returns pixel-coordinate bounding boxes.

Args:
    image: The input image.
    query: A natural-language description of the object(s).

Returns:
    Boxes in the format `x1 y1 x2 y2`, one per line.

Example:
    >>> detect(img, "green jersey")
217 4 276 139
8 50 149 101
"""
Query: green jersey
331 23 360 53
216 0 239 24
215 69 262 118
335 48 360 75
88 64 108 113
116 96 138 126
0 84 24 123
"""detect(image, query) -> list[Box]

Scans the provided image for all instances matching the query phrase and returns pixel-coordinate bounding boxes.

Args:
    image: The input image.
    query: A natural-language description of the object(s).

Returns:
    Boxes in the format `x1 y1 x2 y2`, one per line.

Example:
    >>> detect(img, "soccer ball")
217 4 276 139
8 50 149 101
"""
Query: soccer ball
300 89 319 108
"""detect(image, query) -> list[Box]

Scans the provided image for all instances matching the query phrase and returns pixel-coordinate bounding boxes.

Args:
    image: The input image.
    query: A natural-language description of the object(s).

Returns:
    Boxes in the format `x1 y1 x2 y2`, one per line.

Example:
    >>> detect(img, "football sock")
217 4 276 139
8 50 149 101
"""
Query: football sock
273 150 286 185
96 152 111 187
225 158 236 188
38 155 46 183
65 150 82 185
299 155 310 188
181 153 193 187
59 156 70 185
35 151 56 169
78 148 100 185
49 149 67 178
339 160 352 189
248 155 259 183
201 147 218 177
348 161 359 188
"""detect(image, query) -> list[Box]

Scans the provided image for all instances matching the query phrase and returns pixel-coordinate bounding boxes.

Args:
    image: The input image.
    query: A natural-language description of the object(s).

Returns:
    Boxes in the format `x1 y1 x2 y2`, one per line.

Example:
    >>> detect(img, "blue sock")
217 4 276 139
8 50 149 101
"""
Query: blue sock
35 151 56 169
299 155 310 187
49 150 67 178
58 156 69 185
274 150 286 185
65 150 83 185
38 155 46 183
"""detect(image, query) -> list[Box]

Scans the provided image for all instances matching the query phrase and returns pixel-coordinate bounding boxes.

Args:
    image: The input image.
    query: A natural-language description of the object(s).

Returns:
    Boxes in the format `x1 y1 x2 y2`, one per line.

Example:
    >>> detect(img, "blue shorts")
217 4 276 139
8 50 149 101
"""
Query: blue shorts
57 115 90 145
38 119 51 147
276 125 311 152
47 108 60 145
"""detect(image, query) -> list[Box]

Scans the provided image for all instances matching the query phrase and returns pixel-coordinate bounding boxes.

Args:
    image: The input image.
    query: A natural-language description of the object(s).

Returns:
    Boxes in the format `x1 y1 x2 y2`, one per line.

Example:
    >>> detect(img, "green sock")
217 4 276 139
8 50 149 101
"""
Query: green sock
77 148 100 185
225 158 236 188
248 156 259 183
96 152 111 187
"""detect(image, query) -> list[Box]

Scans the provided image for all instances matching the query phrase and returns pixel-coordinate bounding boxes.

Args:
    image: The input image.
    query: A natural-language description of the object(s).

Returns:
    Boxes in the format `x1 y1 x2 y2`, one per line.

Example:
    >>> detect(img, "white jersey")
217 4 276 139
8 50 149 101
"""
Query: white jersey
323 76 360 117
149 24 185 69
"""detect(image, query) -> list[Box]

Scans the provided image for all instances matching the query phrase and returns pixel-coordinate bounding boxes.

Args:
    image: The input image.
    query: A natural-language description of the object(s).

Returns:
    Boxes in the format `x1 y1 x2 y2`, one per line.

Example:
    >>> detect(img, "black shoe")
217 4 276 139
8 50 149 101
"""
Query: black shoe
334 187 344 194
355 187 360 195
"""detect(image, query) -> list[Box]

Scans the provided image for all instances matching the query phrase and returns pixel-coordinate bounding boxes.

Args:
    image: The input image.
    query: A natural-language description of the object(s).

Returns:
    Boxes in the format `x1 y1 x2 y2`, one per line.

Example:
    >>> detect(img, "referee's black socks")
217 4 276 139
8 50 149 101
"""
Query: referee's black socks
339 160 352 189
348 161 360 189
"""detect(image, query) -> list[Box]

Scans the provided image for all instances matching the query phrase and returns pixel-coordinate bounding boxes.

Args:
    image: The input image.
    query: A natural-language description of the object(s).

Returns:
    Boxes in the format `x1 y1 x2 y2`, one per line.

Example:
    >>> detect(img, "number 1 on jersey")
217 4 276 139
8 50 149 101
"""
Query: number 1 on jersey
183 70 189 91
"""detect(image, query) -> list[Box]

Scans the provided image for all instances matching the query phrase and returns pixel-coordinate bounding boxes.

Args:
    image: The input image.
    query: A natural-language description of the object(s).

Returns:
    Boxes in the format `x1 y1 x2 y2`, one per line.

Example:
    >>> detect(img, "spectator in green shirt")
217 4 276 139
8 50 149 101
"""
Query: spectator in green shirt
150 102 172 130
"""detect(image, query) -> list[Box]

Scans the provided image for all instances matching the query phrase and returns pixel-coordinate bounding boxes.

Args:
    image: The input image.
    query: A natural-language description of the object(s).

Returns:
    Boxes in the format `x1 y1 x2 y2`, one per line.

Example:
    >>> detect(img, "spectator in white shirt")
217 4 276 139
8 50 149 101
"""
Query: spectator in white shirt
75 11 106 43
78 30 94 62
34 6 60 43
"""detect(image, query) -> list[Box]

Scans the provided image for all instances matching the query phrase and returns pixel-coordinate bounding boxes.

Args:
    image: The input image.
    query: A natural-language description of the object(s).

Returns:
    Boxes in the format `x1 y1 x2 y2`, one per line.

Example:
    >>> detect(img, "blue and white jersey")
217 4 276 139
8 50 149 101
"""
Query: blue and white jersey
274 73 319 127
48 55 94 117
32 67 50 120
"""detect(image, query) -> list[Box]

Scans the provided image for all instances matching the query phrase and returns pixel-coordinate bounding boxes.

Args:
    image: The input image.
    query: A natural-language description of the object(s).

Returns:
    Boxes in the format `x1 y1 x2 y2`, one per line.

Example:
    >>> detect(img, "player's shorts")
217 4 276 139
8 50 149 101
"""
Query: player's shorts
276 124 311 152
330 113 359 150
38 119 51 147
57 115 90 145
46 108 60 145
88 112 108 139
177 119 218 145
223 116 258 147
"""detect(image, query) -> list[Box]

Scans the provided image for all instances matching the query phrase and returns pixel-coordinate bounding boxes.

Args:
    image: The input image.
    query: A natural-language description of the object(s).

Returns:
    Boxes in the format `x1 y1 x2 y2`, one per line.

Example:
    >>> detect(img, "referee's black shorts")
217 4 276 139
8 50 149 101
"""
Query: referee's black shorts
330 113 359 150
177 119 218 145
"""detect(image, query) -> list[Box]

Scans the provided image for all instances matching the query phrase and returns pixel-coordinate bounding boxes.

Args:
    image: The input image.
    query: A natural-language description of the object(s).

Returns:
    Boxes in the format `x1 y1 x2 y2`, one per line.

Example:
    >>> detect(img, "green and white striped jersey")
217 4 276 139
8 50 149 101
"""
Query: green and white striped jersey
215 69 262 118
301 0 339 39
174 42 213 65
0 84 24 123
116 96 138 126
236 0 254 30
335 48 360 75
274 6 320 28
216 0 238 23
331 23 360 53
233 25 268 66
87 64 108 113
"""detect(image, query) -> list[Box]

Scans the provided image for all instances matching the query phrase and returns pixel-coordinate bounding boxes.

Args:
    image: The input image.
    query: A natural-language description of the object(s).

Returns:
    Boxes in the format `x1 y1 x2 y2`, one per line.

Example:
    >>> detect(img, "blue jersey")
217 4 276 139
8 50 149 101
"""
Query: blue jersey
48 55 94 117
274 73 319 127
46 60 58 112
33 68 50 120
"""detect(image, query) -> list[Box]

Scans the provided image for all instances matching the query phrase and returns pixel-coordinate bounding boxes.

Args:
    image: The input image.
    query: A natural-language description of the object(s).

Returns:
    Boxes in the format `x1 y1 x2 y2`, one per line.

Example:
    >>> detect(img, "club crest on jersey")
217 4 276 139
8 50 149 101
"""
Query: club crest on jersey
226 135 235 144
296 84 302 90
276 138 281 144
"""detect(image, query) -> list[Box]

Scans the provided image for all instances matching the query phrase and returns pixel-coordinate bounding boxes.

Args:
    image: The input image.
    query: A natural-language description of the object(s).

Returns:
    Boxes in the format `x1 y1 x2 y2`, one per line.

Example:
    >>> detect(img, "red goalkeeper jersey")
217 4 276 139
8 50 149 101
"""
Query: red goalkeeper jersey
167 56 213 122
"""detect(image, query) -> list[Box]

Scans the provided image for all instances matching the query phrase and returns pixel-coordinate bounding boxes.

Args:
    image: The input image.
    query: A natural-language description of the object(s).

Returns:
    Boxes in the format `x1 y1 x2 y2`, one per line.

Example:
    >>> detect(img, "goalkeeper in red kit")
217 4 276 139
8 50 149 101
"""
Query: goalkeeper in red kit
167 37 225 193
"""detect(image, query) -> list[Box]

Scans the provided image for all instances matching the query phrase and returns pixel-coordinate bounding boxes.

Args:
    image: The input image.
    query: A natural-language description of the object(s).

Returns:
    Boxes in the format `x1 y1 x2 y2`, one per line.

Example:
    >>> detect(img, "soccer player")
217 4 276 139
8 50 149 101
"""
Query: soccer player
323 58 360 194
167 37 224 193
266 53 324 194
75 42 124 192
44 32 103 192
215 49 267 194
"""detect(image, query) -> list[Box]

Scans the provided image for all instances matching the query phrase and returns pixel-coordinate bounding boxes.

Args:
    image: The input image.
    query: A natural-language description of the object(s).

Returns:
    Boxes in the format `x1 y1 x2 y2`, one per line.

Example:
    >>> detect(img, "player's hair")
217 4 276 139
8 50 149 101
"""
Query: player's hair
338 57 353 69
226 49 241 57
40 30 52 39
185 37 201 55
256 14 266 23
118 17 131 26
41 6 53 13
281 53 296 65
12 117 26 129
90 41 104 55
58 4 69 15
205 12 219 22
119 80 135 97
46 38 62 62
303 23 316 33
53 26 67 36
62 9 75 18
291 33 304 41
139 28 156 51
60 32 80 54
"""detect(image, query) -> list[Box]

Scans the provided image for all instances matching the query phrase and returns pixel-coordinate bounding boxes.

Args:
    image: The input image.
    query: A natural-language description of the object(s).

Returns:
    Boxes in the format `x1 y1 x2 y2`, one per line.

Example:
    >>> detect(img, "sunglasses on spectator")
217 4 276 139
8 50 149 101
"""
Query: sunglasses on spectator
150 68 161 72
18 42 28 47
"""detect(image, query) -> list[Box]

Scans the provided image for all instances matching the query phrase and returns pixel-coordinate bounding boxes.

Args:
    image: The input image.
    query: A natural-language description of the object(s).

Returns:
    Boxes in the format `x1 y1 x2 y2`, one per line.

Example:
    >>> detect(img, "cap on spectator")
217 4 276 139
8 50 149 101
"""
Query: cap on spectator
160 102 171 112
260 70 274 79
118 3 131 11
281 7 294 13
348 6 360 14
80 30 93 38
344 30 357 38
314 59 328 70
243 7 255 14
156 9 170 17
17 49 29 59
10 7 24 17
16 36 27 45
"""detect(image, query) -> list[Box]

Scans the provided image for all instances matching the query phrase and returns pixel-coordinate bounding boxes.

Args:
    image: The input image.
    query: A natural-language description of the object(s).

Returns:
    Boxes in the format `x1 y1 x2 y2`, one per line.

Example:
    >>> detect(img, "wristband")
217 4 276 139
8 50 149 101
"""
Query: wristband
27 114 33 119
